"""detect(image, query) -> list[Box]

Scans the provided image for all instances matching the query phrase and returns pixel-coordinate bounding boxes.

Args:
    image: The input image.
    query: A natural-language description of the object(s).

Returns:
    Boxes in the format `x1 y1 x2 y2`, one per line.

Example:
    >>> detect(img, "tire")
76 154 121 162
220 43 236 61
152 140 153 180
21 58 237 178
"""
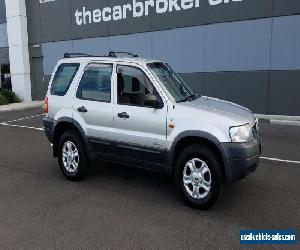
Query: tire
174 144 223 210
58 130 89 181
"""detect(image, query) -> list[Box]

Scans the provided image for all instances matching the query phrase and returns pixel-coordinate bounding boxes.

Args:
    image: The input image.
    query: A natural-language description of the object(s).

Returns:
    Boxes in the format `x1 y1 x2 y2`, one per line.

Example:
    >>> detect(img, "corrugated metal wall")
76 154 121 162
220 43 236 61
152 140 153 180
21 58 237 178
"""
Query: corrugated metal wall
24 0 300 115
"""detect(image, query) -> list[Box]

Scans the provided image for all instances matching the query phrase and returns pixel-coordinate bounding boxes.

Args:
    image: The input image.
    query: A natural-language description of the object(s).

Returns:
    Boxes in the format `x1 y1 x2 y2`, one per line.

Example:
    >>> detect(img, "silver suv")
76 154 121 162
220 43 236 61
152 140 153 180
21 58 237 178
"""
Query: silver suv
43 52 261 209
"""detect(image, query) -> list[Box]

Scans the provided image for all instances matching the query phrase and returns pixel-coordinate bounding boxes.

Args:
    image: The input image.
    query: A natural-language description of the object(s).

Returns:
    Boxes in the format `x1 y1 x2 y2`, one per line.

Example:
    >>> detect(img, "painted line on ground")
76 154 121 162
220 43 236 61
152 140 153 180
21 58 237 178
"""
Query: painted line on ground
260 156 300 164
0 122 44 131
3 114 44 124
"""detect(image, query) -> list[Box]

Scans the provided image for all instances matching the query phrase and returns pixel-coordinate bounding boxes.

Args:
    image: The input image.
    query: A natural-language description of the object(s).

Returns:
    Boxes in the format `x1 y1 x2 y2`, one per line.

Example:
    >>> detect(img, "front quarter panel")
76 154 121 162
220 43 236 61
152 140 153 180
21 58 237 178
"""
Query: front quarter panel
166 102 231 151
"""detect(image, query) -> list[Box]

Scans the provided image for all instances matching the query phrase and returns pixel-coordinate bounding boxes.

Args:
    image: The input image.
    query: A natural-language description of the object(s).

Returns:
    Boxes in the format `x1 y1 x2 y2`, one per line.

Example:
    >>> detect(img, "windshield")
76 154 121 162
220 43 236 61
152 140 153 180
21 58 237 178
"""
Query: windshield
147 62 198 102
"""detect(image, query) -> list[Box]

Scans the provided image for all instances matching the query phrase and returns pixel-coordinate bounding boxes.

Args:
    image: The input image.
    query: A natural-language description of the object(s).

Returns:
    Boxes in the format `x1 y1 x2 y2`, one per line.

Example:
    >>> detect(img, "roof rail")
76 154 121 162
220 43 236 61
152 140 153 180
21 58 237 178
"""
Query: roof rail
64 53 93 58
63 51 139 59
108 51 138 58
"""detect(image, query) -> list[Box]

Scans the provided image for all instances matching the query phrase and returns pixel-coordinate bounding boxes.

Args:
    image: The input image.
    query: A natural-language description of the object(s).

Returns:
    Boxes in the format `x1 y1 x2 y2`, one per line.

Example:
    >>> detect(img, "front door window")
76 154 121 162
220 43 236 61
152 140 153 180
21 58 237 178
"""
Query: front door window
117 65 160 107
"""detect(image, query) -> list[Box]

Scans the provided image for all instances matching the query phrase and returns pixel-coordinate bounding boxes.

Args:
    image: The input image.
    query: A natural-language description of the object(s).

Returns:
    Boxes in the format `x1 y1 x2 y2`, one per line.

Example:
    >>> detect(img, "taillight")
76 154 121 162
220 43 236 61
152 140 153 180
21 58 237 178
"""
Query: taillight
44 96 48 114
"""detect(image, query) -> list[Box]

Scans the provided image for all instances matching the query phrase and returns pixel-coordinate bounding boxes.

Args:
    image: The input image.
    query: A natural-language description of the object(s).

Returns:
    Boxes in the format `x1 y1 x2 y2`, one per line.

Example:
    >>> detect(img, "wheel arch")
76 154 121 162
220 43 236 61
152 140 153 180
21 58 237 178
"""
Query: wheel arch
169 131 229 182
53 117 88 158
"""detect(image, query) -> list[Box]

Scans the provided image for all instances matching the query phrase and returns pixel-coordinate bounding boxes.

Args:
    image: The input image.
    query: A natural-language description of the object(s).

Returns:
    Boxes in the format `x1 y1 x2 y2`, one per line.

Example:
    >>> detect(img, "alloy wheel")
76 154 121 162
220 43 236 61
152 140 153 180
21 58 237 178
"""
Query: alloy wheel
183 158 212 199
62 141 80 173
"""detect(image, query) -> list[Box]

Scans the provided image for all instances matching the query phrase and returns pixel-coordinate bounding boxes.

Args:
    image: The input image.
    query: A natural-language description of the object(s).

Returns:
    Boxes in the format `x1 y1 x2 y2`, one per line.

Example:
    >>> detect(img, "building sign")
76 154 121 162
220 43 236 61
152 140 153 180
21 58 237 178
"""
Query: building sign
35 0 264 42
73 0 244 26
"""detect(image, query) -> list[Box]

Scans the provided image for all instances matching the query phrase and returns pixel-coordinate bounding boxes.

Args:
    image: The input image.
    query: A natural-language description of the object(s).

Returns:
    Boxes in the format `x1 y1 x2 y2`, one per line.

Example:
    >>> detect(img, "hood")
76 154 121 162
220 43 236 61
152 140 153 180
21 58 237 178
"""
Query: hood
178 96 255 126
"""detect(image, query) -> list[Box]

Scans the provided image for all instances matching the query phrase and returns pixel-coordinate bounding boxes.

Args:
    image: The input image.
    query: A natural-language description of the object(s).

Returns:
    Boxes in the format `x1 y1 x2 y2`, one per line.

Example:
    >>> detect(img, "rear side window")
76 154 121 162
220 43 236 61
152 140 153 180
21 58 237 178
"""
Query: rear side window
50 63 80 96
77 64 112 103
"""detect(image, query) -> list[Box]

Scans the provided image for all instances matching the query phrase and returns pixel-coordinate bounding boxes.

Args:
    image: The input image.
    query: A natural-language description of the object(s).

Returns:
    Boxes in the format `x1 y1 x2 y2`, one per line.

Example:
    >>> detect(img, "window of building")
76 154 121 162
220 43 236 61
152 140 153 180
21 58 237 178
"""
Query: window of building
77 64 112 102
0 64 11 90
117 65 159 107
51 63 80 96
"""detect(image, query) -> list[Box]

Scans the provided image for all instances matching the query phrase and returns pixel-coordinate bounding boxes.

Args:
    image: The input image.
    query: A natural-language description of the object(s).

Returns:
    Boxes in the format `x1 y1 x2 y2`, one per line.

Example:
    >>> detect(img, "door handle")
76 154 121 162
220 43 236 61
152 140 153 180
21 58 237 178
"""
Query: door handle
117 112 130 119
77 106 88 113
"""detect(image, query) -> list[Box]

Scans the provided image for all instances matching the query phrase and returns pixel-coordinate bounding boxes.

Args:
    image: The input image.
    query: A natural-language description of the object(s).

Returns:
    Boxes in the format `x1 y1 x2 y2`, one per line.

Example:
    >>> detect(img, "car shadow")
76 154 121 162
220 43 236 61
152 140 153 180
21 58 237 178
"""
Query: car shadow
82 159 299 230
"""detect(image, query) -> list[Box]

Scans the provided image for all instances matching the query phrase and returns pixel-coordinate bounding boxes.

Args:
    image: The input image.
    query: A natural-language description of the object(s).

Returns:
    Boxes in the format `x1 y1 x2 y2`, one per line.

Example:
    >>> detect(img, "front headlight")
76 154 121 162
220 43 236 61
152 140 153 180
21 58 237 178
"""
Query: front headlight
229 124 253 143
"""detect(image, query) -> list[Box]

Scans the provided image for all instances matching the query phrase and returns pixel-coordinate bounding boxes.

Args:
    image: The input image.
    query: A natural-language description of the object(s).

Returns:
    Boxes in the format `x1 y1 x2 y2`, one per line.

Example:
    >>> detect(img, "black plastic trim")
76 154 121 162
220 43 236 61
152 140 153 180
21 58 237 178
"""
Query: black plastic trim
220 139 261 183
167 130 260 183
168 130 221 166
116 141 163 155
87 136 169 172
51 117 90 159
43 117 55 143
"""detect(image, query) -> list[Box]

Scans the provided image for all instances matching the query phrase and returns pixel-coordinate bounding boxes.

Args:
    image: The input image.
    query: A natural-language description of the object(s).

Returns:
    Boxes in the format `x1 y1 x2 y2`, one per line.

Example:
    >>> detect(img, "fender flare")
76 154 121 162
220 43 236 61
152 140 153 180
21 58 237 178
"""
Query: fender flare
168 130 231 181
53 117 90 158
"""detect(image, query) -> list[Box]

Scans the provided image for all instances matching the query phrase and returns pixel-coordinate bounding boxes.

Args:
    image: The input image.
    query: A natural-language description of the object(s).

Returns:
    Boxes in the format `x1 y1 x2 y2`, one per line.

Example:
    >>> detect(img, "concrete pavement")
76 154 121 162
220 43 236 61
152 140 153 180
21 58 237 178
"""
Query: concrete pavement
0 101 43 113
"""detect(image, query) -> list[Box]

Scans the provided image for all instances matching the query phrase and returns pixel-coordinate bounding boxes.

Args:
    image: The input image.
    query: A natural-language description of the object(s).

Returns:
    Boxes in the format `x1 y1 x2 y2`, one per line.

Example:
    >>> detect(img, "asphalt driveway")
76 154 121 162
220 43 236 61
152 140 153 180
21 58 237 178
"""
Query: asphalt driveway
0 108 299 249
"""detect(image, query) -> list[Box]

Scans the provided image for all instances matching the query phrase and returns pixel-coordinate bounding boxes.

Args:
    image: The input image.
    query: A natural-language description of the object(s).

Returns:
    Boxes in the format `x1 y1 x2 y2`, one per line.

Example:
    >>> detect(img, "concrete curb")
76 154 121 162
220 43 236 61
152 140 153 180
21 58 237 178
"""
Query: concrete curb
255 114 300 121
269 120 300 127
0 101 43 113
254 114 300 127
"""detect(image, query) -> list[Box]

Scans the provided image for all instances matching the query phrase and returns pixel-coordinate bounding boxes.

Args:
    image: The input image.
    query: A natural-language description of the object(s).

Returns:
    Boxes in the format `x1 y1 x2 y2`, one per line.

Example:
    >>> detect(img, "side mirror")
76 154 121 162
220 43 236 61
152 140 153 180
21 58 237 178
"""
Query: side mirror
144 94 160 109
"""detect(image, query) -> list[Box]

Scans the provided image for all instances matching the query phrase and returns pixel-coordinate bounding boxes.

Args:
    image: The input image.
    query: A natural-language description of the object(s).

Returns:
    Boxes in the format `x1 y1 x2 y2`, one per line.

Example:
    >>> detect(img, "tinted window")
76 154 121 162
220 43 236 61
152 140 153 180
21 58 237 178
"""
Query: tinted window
117 65 159 107
147 62 195 103
51 63 79 96
77 64 112 102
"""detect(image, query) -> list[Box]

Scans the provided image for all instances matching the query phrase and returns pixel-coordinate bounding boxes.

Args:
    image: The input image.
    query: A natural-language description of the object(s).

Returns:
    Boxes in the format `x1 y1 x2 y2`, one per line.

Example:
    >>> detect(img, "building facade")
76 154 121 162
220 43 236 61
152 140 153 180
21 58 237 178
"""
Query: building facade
0 0 300 115
0 0 9 90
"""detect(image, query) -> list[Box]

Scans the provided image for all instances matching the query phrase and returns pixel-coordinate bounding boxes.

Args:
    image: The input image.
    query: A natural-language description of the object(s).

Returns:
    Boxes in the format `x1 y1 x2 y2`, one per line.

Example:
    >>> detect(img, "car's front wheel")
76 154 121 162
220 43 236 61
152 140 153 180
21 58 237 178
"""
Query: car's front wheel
175 144 223 210
58 131 89 181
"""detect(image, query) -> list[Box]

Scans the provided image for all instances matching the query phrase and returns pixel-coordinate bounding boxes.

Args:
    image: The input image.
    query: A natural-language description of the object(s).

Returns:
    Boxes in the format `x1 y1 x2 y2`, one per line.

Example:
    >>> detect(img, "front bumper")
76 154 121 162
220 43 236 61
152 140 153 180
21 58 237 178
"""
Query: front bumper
220 139 261 183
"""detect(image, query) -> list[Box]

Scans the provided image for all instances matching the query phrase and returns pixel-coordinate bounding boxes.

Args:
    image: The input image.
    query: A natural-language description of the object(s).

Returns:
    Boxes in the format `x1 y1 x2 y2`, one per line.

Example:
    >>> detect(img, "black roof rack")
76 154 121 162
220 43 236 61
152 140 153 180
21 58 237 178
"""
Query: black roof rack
63 51 139 59
64 53 93 58
108 51 139 58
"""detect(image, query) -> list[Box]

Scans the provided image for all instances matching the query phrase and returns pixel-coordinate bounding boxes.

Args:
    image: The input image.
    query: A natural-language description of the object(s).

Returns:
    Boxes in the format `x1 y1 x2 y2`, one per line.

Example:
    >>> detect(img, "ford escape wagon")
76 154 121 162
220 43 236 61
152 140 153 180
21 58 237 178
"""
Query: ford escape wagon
43 52 261 209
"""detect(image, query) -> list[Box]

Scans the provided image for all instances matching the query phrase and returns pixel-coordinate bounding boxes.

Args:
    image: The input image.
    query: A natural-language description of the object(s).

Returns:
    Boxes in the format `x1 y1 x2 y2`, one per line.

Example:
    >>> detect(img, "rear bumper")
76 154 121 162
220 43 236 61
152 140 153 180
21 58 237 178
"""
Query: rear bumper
220 139 261 183
43 117 55 143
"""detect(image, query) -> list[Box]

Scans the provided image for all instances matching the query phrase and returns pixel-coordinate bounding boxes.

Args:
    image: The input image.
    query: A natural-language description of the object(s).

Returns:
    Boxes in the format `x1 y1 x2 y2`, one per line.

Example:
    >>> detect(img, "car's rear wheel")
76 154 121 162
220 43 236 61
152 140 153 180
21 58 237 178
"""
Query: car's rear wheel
58 131 89 181
175 144 223 210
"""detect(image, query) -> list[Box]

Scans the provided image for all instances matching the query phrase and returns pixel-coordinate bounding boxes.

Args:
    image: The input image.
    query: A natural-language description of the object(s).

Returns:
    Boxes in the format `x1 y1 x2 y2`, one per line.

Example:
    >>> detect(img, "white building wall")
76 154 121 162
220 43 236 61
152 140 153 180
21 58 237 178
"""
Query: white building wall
5 0 31 101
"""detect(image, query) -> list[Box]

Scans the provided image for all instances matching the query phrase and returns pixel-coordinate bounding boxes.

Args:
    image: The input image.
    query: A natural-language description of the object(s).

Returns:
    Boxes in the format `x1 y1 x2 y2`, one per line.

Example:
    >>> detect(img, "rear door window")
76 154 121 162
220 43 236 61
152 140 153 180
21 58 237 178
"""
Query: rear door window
50 63 80 96
76 64 112 103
